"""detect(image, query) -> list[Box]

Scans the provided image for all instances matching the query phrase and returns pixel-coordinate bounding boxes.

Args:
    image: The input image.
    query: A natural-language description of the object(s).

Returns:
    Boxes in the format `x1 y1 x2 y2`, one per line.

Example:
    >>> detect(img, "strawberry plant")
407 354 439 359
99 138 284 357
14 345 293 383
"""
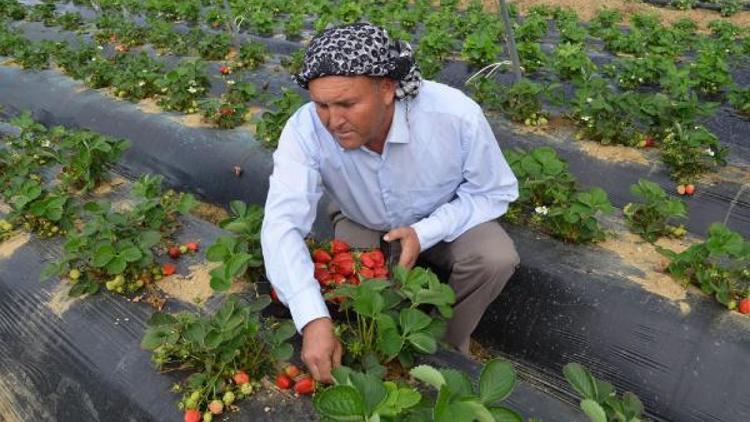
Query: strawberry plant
563 363 646 422
516 41 547 74
199 98 248 129
142 295 295 417
40 174 196 297
719 0 742 16
83 53 117 89
14 40 53 70
558 19 588 45
690 45 732 95
0 0 26 20
206 201 264 291
587 9 622 39
660 123 727 184
145 18 187 54
236 41 268 69
281 48 305 75
283 12 304 39
328 266 455 372
545 188 614 244
407 359 523 421
623 179 687 243
514 14 548 43
28 3 56 26
57 12 84 31
110 52 164 101
255 88 303 148
461 30 501 67
551 42 595 81
658 224 750 309
728 86 750 116
247 8 275 36
609 55 667 90
671 0 697 10
570 77 641 146
499 78 555 126
156 60 210 113
225 80 257 103
57 130 131 193
466 77 503 110
196 32 231 61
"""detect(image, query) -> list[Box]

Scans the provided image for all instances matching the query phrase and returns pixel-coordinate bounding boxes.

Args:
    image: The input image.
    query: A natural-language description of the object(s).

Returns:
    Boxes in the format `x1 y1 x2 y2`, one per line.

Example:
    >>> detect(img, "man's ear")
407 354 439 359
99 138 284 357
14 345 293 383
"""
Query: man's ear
380 78 397 106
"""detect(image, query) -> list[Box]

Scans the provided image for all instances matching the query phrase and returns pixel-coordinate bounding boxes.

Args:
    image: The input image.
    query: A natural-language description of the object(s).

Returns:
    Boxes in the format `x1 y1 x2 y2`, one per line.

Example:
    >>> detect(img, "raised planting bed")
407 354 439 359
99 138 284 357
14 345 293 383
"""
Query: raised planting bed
0 168 584 421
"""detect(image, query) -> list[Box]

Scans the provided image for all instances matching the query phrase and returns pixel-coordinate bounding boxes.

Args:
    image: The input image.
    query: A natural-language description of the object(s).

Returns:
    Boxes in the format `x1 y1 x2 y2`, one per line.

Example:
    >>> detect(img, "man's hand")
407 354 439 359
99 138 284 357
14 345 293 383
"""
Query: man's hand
383 226 421 270
301 317 343 384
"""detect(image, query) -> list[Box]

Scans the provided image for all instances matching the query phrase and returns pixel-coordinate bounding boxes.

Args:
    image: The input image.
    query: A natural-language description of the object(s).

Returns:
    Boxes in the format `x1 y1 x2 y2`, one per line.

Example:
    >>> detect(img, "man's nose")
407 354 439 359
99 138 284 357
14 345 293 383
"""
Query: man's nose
329 107 346 130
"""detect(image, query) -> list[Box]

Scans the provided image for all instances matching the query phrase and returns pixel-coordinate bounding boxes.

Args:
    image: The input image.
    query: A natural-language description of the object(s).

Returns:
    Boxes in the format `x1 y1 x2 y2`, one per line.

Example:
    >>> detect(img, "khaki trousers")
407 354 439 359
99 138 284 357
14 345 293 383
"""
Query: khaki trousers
329 209 520 354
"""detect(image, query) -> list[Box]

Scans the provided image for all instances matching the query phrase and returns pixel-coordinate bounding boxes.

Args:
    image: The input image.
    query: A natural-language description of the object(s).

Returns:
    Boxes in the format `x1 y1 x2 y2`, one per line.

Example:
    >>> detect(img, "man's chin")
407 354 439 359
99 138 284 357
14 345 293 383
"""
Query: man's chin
335 135 362 150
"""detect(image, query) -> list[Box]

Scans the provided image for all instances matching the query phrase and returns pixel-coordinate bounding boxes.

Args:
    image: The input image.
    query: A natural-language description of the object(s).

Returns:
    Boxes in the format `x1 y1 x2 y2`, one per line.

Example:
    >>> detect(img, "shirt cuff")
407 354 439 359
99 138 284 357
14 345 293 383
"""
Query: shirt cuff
411 216 447 251
287 284 331 333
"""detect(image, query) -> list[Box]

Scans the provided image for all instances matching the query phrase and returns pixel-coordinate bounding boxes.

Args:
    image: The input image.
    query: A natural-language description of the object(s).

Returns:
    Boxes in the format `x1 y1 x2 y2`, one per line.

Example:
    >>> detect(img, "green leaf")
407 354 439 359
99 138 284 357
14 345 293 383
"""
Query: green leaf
272 343 293 361
209 265 232 291
440 368 475 398
350 372 388 416
138 230 161 249
407 332 438 354
272 320 296 343
146 312 177 327
580 399 607 422
410 365 446 389
378 382 421 417
183 322 206 347
480 359 516 405
140 326 177 350
92 244 115 267
488 406 525 422
400 308 432 335
622 391 644 418
314 385 365 420
106 256 127 275
563 363 598 400
119 245 142 262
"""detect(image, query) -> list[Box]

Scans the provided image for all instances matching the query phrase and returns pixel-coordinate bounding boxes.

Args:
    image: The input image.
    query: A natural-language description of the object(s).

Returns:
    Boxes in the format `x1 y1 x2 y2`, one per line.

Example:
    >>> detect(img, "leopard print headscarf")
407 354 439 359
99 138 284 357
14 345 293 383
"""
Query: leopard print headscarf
294 23 422 100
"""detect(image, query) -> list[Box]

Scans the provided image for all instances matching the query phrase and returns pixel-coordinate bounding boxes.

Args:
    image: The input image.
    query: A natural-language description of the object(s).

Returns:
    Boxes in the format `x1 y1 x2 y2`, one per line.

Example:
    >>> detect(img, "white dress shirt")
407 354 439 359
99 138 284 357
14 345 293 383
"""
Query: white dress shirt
260 80 519 332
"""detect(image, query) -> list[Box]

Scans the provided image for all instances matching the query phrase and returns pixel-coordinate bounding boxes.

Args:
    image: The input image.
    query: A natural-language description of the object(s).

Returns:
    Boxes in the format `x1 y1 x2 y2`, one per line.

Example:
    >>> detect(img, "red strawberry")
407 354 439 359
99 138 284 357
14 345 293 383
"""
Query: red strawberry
186 241 199 252
162 263 176 276
370 250 385 267
332 274 346 285
312 248 332 264
233 370 250 385
676 184 686 195
271 288 279 302
330 239 350 254
739 298 750 314
276 373 292 390
219 107 235 116
332 251 354 263
315 270 333 287
219 65 232 75
184 409 201 422
294 376 315 395
168 246 181 259
208 399 223 415
346 275 359 286
374 266 389 279
284 364 300 378
644 137 655 147
684 184 695 195
360 252 376 269
359 267 375 280
333 260 355 276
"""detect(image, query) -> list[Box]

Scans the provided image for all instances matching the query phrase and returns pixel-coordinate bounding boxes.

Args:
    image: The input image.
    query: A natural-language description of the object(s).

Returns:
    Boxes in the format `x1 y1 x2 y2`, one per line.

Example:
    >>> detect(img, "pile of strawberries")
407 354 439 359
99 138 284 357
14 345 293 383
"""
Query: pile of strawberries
311 239 389 293
274 364 315 396
162 241 200 277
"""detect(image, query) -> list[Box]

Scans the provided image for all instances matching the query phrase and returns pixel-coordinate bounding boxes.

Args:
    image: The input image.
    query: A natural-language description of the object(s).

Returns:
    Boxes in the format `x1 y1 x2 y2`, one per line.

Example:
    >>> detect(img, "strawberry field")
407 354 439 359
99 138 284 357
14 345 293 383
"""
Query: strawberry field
1 1 750 421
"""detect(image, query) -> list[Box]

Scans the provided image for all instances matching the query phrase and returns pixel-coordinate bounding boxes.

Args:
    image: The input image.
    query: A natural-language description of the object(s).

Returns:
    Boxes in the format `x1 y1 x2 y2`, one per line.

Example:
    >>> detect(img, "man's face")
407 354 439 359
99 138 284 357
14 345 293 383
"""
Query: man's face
309 76 396 150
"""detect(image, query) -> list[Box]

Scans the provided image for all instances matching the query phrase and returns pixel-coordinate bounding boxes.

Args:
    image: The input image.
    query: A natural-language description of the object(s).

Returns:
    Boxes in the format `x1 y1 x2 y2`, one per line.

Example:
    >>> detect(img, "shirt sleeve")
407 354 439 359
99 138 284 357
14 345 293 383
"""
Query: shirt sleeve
410 108 518 251
260 116 330 333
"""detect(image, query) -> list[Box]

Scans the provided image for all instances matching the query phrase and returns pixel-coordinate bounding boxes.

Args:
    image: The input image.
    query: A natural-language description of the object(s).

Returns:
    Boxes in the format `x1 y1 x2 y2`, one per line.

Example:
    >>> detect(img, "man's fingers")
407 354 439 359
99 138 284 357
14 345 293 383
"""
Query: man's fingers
333 340 343 368
383 227 406 242
317 355 333 384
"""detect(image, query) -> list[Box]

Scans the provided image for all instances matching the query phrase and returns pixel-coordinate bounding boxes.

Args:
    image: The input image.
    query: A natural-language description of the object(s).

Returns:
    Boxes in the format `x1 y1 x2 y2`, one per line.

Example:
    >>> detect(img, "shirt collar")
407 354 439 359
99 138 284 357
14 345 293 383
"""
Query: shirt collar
384 100 410 144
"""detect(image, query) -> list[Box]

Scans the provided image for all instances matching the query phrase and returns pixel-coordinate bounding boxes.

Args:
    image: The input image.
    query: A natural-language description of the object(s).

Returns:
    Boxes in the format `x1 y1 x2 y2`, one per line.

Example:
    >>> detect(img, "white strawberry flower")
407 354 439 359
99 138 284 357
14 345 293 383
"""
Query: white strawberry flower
586 97 593 103
138 81 146 87
187 86 198 94
535 206 549 216
226 79 236 85
705 148 715 157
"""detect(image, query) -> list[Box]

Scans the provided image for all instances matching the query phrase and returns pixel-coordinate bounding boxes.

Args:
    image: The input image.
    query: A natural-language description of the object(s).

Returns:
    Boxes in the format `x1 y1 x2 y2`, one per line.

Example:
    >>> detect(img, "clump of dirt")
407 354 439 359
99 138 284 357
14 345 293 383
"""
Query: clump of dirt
0 201 10 214
597 231 694 301
112 198 135 212
174 113 214 128
576 141 650 166
191 201 230 225
469 338 494 363
0 232 31 259
91 175 128 196
136 98 162 114
47 281 79 317
156 262 249 306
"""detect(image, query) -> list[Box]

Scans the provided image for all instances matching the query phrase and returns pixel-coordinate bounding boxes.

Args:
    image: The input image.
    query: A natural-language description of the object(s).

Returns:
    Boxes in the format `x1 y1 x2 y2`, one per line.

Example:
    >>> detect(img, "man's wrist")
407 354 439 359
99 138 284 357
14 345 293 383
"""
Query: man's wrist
303 316 332 335
288 285 331 333
411 216 447 252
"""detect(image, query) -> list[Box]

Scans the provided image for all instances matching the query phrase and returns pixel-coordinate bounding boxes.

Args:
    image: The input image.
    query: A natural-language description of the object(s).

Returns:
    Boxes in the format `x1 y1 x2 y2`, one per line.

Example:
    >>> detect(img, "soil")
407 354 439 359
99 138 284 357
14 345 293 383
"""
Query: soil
597 230 694 301
135 97 162 114
47 280 79 318
90 175 128 196
190 200 230 225
510 0 750 30
172 113 213 128
575 140 651 166
155 262 249 306
0 232 31 260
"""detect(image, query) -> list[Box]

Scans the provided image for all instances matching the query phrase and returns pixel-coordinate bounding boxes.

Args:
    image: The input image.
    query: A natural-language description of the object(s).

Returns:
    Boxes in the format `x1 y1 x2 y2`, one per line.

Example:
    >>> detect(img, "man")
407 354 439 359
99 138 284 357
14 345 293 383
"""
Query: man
260 23 520 383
